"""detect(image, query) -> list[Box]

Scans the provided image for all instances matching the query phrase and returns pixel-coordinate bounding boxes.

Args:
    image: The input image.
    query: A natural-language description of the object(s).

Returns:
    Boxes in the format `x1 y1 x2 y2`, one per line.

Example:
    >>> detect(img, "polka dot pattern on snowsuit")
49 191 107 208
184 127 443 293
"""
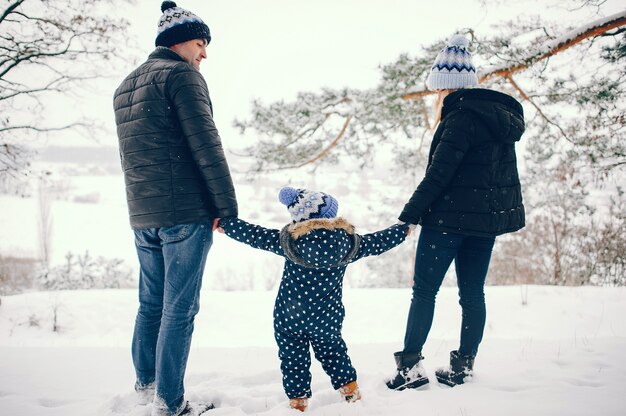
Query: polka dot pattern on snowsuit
220 217 408 398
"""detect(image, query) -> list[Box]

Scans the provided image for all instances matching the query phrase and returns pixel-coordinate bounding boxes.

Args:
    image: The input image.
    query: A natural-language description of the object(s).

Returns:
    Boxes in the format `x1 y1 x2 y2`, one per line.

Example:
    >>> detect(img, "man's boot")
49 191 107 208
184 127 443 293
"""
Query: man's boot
177 400 215 415
435 350 475 387
386 351 429 390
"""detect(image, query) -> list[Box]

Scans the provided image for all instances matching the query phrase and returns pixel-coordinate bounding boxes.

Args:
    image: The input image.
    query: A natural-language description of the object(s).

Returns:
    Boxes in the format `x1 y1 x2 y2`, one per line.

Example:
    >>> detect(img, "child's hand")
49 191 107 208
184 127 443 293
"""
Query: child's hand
213 218 224 233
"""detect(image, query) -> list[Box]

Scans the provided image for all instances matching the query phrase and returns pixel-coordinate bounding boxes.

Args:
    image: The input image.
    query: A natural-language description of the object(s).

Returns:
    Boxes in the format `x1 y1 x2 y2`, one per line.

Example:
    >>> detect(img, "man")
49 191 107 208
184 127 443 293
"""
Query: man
113 2 237 415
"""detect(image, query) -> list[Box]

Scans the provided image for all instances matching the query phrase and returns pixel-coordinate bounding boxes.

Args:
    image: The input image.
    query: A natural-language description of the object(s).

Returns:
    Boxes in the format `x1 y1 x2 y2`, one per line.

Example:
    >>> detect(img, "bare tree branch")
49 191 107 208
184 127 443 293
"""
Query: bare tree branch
0 122 90 133
0 34 80 78
0 0 24 25
0 0 134 176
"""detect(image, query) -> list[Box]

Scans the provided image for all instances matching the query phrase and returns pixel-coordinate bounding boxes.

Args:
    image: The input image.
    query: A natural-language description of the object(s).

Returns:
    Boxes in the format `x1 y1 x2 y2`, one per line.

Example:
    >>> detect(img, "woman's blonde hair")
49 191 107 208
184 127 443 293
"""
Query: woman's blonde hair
432 89 454 129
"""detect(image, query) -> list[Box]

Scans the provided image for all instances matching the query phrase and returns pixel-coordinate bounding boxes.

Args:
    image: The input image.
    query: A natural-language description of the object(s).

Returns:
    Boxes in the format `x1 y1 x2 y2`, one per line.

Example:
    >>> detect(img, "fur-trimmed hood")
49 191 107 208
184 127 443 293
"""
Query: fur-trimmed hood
280 217 360 269
286 217 355 240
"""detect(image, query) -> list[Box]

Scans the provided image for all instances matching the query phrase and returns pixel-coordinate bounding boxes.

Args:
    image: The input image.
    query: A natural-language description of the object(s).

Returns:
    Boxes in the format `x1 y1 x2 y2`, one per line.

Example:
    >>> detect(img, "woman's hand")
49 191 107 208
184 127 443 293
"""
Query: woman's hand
398 221 417 236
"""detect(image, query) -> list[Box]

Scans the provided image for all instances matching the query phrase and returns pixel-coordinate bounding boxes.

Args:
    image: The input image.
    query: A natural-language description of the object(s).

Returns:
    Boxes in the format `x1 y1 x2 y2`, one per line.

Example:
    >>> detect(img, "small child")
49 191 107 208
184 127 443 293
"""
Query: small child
216 186 409 411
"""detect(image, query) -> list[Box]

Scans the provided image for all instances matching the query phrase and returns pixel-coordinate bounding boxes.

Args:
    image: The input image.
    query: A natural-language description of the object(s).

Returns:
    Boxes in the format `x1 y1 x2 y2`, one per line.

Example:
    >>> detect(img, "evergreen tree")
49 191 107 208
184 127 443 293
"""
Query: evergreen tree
235 3 625 286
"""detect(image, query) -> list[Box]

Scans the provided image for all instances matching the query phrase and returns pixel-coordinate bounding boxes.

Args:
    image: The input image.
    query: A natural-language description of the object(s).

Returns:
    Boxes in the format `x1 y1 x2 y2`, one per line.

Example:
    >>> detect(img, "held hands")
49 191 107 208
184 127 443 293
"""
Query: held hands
398 221 417 236
212 218 224 233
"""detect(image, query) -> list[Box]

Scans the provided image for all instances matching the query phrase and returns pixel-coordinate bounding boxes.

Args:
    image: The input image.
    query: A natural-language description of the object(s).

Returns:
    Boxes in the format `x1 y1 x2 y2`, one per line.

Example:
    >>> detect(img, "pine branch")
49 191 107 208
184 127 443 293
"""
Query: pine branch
297 115 353 167
418 96 431 131
505 74 571 141
485 11 626 80
257 115 354 172
402 11 626 100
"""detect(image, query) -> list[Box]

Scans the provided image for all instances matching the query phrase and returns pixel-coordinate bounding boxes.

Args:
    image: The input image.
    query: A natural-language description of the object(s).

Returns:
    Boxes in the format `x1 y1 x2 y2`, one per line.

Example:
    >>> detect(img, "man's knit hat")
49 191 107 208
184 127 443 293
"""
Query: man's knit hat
155 1 211 47
278 187 339 223
426 34 478 90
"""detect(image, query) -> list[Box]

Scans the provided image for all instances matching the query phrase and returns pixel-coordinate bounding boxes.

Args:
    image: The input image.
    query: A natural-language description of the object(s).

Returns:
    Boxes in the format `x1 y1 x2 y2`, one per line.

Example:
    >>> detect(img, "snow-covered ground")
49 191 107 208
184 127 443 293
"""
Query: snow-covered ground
2 172 625 414
1 285 625 415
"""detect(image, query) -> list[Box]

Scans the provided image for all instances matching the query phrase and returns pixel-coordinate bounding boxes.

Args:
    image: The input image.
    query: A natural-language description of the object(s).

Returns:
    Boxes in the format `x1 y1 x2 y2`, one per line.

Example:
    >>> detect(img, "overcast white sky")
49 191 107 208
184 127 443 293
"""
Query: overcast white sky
56 0 624 150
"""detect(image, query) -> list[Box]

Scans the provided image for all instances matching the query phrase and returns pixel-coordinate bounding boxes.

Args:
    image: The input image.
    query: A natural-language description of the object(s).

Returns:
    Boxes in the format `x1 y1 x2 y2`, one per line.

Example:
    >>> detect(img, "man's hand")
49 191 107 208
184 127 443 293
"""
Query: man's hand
212 218 224 233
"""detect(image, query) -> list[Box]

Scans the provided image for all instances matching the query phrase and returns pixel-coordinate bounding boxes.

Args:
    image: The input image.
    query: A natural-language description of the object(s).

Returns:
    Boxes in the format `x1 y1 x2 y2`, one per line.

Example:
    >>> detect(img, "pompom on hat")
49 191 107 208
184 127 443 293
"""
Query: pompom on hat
278 187 339 223
155 1 211 47
426 34 478 90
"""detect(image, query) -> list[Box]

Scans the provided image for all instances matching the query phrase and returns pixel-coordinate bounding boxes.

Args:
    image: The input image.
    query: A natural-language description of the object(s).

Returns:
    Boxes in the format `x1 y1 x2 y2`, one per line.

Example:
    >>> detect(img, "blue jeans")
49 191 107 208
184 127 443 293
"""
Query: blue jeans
132 222 212 415
403 228 495 357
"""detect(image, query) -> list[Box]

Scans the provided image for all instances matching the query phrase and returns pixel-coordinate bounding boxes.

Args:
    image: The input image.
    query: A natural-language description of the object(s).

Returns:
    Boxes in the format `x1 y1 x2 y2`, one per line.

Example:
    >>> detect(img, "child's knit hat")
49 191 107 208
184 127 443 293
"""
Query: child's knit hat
278 187 338 223
426 34 478 90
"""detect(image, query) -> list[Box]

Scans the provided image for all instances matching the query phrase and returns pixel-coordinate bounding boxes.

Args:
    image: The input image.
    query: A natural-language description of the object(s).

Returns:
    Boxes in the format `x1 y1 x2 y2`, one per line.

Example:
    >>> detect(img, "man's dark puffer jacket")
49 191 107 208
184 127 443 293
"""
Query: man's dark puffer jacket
113 47 238 229
399 88 525 237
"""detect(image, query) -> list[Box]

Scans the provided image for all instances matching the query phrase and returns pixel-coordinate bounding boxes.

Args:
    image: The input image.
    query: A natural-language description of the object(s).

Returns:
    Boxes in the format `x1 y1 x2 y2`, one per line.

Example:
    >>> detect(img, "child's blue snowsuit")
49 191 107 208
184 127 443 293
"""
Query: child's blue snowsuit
219 216 408 399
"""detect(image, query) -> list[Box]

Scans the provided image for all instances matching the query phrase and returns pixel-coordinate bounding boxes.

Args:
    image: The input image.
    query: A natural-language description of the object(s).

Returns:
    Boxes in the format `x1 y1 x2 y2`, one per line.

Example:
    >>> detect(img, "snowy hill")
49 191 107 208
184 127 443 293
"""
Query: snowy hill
1 286 625 415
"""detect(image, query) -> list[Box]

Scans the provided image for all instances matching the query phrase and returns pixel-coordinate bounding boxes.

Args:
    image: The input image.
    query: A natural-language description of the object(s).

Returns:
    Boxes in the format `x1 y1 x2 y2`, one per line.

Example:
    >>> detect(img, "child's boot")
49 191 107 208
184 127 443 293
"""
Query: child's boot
386 351 429 390
289 397 308 412
435 350 475 387
338 380 361 403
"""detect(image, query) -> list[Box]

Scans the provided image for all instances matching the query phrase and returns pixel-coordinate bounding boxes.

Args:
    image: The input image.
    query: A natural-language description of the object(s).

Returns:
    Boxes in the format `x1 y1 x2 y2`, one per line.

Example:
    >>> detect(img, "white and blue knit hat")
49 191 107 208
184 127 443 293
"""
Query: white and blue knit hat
155 1 211 47
278 187 339 223
426 34 478 90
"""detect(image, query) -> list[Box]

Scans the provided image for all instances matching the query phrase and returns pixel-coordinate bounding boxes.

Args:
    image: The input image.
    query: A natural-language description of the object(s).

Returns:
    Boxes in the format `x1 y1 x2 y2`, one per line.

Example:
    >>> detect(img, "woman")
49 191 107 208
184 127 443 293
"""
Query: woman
387 34 526 390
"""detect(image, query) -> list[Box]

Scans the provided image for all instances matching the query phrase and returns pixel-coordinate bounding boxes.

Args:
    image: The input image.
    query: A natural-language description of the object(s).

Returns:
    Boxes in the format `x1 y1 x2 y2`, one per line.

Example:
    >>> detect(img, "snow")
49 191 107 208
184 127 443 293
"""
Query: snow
1 286 625 415
2 1 626 414
480 9 626 77
2 172 624 414
542 10 626 54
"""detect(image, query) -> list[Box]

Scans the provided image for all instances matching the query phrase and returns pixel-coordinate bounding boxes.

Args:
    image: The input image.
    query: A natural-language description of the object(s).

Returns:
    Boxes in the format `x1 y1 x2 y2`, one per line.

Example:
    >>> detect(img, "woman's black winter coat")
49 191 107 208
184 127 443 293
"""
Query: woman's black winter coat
113 47 238 229
399 88 525 237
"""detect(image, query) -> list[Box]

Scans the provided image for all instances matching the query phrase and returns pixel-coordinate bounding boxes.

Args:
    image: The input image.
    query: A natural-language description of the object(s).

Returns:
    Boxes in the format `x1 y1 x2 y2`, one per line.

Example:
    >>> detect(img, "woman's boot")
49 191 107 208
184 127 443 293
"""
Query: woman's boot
386 351 429 390
435 350 475 387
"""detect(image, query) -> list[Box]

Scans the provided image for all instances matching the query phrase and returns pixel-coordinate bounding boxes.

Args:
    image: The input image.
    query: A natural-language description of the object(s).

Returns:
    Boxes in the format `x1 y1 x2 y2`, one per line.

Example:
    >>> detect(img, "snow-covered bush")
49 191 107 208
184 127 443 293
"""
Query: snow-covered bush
0 255 39 295
36 251 135 291
72 192 101 204
488 188 626 287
